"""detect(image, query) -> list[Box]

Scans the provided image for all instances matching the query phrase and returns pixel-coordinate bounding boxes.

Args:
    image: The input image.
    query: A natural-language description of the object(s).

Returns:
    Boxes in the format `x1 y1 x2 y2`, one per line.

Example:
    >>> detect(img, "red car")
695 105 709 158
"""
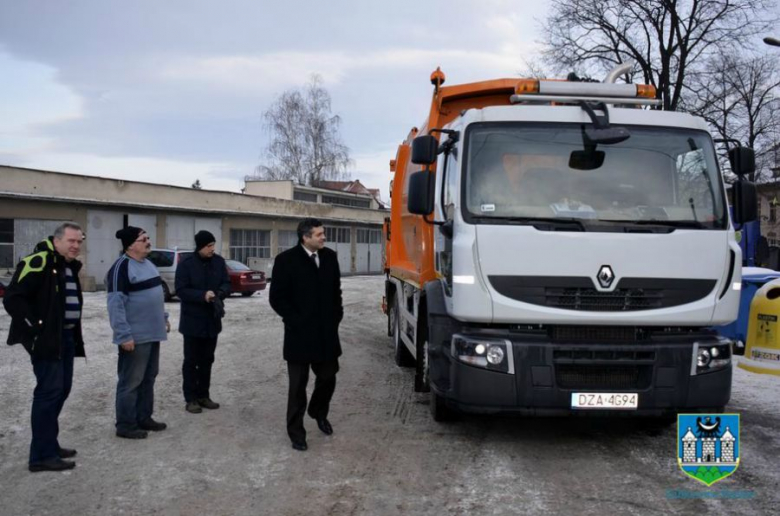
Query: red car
0 281 5 297
225 260 267 297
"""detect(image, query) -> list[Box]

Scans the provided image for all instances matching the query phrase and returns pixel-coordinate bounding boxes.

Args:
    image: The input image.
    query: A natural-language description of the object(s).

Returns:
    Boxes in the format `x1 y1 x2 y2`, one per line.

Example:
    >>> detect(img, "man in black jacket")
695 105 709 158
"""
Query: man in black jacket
175 230 231 414
3 222 85 472
270 218 343 452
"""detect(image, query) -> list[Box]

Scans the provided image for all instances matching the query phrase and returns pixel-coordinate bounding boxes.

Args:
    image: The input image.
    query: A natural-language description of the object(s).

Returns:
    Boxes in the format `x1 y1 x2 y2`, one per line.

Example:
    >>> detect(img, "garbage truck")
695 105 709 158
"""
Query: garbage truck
383 65 758 420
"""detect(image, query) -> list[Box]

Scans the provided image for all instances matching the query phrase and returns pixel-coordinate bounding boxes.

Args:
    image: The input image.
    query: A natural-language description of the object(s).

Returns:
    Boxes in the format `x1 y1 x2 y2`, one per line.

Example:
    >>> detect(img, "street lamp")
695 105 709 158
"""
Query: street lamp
764 37 780 47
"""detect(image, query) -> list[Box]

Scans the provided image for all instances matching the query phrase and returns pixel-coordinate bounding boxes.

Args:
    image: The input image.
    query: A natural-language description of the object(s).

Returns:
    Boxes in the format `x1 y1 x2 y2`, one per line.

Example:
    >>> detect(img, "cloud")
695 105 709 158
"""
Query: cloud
0 50 84 135
0 0 553 205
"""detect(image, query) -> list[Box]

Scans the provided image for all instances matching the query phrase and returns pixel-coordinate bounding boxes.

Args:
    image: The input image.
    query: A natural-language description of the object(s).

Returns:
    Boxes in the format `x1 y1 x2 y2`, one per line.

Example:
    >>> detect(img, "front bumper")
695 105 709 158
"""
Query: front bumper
429 326 732 417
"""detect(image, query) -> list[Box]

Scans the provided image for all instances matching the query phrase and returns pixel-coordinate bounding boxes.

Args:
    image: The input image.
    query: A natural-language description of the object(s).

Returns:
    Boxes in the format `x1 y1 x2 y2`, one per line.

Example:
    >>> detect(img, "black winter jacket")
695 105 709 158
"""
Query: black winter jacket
269 245 343 363
175 253 231 338
3 238 86 359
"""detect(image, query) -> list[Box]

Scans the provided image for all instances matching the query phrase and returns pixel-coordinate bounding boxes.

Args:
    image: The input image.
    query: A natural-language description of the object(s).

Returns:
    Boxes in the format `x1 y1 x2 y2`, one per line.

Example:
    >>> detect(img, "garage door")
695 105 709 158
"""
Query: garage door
87 210 125 288
13 219 65 264
324 226 351 273
357 228 383 274
166 216 222 252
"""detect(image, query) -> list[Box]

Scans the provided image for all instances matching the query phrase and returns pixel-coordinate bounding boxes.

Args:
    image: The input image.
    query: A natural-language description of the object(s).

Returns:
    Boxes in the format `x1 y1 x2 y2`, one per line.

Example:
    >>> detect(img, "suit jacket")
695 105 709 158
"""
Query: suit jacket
270 244 343 363
175 253 231 338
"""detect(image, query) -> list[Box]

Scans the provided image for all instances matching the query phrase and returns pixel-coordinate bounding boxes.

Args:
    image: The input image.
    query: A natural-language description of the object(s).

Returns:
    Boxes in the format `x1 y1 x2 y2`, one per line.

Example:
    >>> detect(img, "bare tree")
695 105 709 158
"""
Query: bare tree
254 75 351 185
541 0 776 111
684 52 780 181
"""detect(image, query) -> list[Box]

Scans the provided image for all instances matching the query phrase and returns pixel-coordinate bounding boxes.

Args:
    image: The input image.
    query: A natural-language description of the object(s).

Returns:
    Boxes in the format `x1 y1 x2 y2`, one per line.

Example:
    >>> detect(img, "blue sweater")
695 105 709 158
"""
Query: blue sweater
106 255 168 345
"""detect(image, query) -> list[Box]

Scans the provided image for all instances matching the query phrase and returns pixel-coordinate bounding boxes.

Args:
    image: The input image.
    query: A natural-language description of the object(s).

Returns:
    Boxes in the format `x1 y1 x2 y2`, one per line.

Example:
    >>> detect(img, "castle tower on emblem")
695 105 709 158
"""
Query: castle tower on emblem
682 427 697 463
721 427 735 462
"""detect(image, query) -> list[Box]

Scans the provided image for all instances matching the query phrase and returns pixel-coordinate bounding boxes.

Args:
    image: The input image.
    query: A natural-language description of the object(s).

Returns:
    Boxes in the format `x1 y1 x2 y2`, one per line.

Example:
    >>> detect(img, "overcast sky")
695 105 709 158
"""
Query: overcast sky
0 1 551 199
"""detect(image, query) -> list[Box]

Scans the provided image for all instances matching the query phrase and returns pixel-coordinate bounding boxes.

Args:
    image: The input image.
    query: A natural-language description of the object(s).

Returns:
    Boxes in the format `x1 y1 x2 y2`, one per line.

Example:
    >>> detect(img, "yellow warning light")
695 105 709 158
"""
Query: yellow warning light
636 84 656 98
515 79 540 94
430 67 446 86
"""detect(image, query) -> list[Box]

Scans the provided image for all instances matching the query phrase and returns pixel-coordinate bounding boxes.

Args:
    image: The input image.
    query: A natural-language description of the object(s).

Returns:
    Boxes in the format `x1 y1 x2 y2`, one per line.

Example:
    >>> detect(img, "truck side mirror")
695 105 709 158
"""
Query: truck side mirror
408 171 435 215
733 180 757 224
411 136 438 165
729 147 755 178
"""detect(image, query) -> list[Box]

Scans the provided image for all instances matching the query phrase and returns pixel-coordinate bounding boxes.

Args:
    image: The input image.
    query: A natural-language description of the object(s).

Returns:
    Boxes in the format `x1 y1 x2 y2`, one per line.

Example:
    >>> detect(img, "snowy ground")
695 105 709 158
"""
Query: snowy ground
0 276 779 515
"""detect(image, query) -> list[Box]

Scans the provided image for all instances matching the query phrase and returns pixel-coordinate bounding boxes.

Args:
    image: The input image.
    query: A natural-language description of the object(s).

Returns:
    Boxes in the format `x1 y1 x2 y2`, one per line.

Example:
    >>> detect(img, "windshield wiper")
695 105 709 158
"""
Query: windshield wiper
610 219 708 229
472 216 588 231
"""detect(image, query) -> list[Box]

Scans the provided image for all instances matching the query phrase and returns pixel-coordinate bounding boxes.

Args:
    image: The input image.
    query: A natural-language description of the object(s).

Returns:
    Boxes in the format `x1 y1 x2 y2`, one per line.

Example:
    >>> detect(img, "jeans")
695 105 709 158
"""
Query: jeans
286 360 339 443
115 342 159 432
182 336 218 403
29 329 75 464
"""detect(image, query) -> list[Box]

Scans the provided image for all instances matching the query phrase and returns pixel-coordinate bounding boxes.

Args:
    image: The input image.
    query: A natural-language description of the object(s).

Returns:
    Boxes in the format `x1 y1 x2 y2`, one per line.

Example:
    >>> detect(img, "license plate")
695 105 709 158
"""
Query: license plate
251 275 262 280
571 392 638 410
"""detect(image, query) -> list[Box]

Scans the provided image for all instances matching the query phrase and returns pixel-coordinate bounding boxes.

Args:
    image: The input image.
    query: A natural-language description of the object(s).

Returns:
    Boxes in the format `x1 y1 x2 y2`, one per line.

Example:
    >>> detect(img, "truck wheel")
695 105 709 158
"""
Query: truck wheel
430 390 455 422
393 304 414 368
162 282 172 302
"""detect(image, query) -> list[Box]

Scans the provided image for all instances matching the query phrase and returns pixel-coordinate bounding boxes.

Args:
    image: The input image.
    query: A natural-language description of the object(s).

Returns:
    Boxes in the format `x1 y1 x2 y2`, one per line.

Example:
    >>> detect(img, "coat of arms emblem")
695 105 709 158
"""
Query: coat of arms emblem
678 413 740 486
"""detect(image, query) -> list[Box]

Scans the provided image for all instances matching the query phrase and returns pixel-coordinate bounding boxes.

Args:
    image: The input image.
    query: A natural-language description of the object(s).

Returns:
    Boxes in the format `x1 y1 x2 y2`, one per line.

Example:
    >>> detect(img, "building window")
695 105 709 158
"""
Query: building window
325 227 350 243
771 205 777 223
321 195 371 209
357 228 382 244
277 230 298 254
293 191 318 203
769 232 777 246
230 229 271 264
0 218 13 269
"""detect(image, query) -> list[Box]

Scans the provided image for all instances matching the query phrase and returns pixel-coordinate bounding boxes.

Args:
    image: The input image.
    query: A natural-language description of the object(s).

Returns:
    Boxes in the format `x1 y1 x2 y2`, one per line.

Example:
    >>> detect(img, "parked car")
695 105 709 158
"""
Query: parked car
148 248 194 301
0 281 5 298
225 259 267 297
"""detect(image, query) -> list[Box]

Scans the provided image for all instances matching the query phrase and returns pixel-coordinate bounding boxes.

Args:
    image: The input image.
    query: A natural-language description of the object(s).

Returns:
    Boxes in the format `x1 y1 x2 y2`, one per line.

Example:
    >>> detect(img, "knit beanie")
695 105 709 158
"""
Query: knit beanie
195 230 216 252
115 226 143 251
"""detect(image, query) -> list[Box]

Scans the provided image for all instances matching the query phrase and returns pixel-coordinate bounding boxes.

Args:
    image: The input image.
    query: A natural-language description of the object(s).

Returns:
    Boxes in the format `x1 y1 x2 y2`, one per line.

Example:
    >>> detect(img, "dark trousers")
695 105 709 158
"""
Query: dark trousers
286 360 339 443
115 342 159 432
29 330 75 465
182 335 218 402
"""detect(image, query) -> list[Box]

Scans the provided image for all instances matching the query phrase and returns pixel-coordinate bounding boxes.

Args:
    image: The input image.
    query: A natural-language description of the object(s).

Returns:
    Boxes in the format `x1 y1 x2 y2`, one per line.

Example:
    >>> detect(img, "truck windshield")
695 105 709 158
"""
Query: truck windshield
464 123 727 229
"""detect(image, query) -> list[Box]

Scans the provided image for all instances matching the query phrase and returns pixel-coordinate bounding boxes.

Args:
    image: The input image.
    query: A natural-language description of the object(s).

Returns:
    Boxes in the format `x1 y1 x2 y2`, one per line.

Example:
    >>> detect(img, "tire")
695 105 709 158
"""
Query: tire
393 302 414 368
161 282 172 302
241 291 254 297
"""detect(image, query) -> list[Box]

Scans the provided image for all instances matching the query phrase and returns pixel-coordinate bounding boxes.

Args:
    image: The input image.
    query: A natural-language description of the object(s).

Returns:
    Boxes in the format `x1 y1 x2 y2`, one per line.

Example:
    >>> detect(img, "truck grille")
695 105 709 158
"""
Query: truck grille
546 287 662 311
549 326 643 343
488 276 716 312
555 364 651 390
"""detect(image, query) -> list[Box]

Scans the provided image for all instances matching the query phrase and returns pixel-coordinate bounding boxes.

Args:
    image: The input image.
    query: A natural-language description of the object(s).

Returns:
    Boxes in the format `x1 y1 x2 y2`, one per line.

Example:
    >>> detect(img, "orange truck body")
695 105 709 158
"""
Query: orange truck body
385 71 519 287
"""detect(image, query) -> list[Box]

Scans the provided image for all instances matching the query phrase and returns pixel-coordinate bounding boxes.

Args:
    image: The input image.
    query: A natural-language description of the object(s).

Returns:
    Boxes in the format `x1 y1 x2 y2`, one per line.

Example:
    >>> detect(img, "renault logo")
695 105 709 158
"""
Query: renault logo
597 265 615 288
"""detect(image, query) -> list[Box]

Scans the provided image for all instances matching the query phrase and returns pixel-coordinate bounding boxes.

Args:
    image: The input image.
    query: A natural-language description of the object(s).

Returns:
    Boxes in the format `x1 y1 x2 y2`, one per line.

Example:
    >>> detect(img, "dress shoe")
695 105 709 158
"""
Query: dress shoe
186 401 203 414
57 447 77 459
29 458 76 472
116 429 148 439
291 441 308 451
315 418 333 436
197 398 220 410
138 418 167 431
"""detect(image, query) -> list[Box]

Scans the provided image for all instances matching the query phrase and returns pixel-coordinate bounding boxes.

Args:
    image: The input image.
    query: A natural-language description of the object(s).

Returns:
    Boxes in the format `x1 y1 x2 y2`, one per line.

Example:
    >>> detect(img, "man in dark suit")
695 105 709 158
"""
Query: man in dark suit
270 218 343 452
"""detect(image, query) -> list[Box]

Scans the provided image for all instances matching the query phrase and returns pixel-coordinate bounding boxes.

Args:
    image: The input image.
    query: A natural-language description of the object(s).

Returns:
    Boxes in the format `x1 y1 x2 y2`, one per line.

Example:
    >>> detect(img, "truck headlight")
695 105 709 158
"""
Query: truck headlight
691 340 732 375
451 335 515 374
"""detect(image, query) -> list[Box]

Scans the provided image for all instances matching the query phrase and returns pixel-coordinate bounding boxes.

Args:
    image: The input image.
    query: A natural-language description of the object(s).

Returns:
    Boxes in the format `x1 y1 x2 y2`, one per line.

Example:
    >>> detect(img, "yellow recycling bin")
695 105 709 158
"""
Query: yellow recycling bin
739 278 780 376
